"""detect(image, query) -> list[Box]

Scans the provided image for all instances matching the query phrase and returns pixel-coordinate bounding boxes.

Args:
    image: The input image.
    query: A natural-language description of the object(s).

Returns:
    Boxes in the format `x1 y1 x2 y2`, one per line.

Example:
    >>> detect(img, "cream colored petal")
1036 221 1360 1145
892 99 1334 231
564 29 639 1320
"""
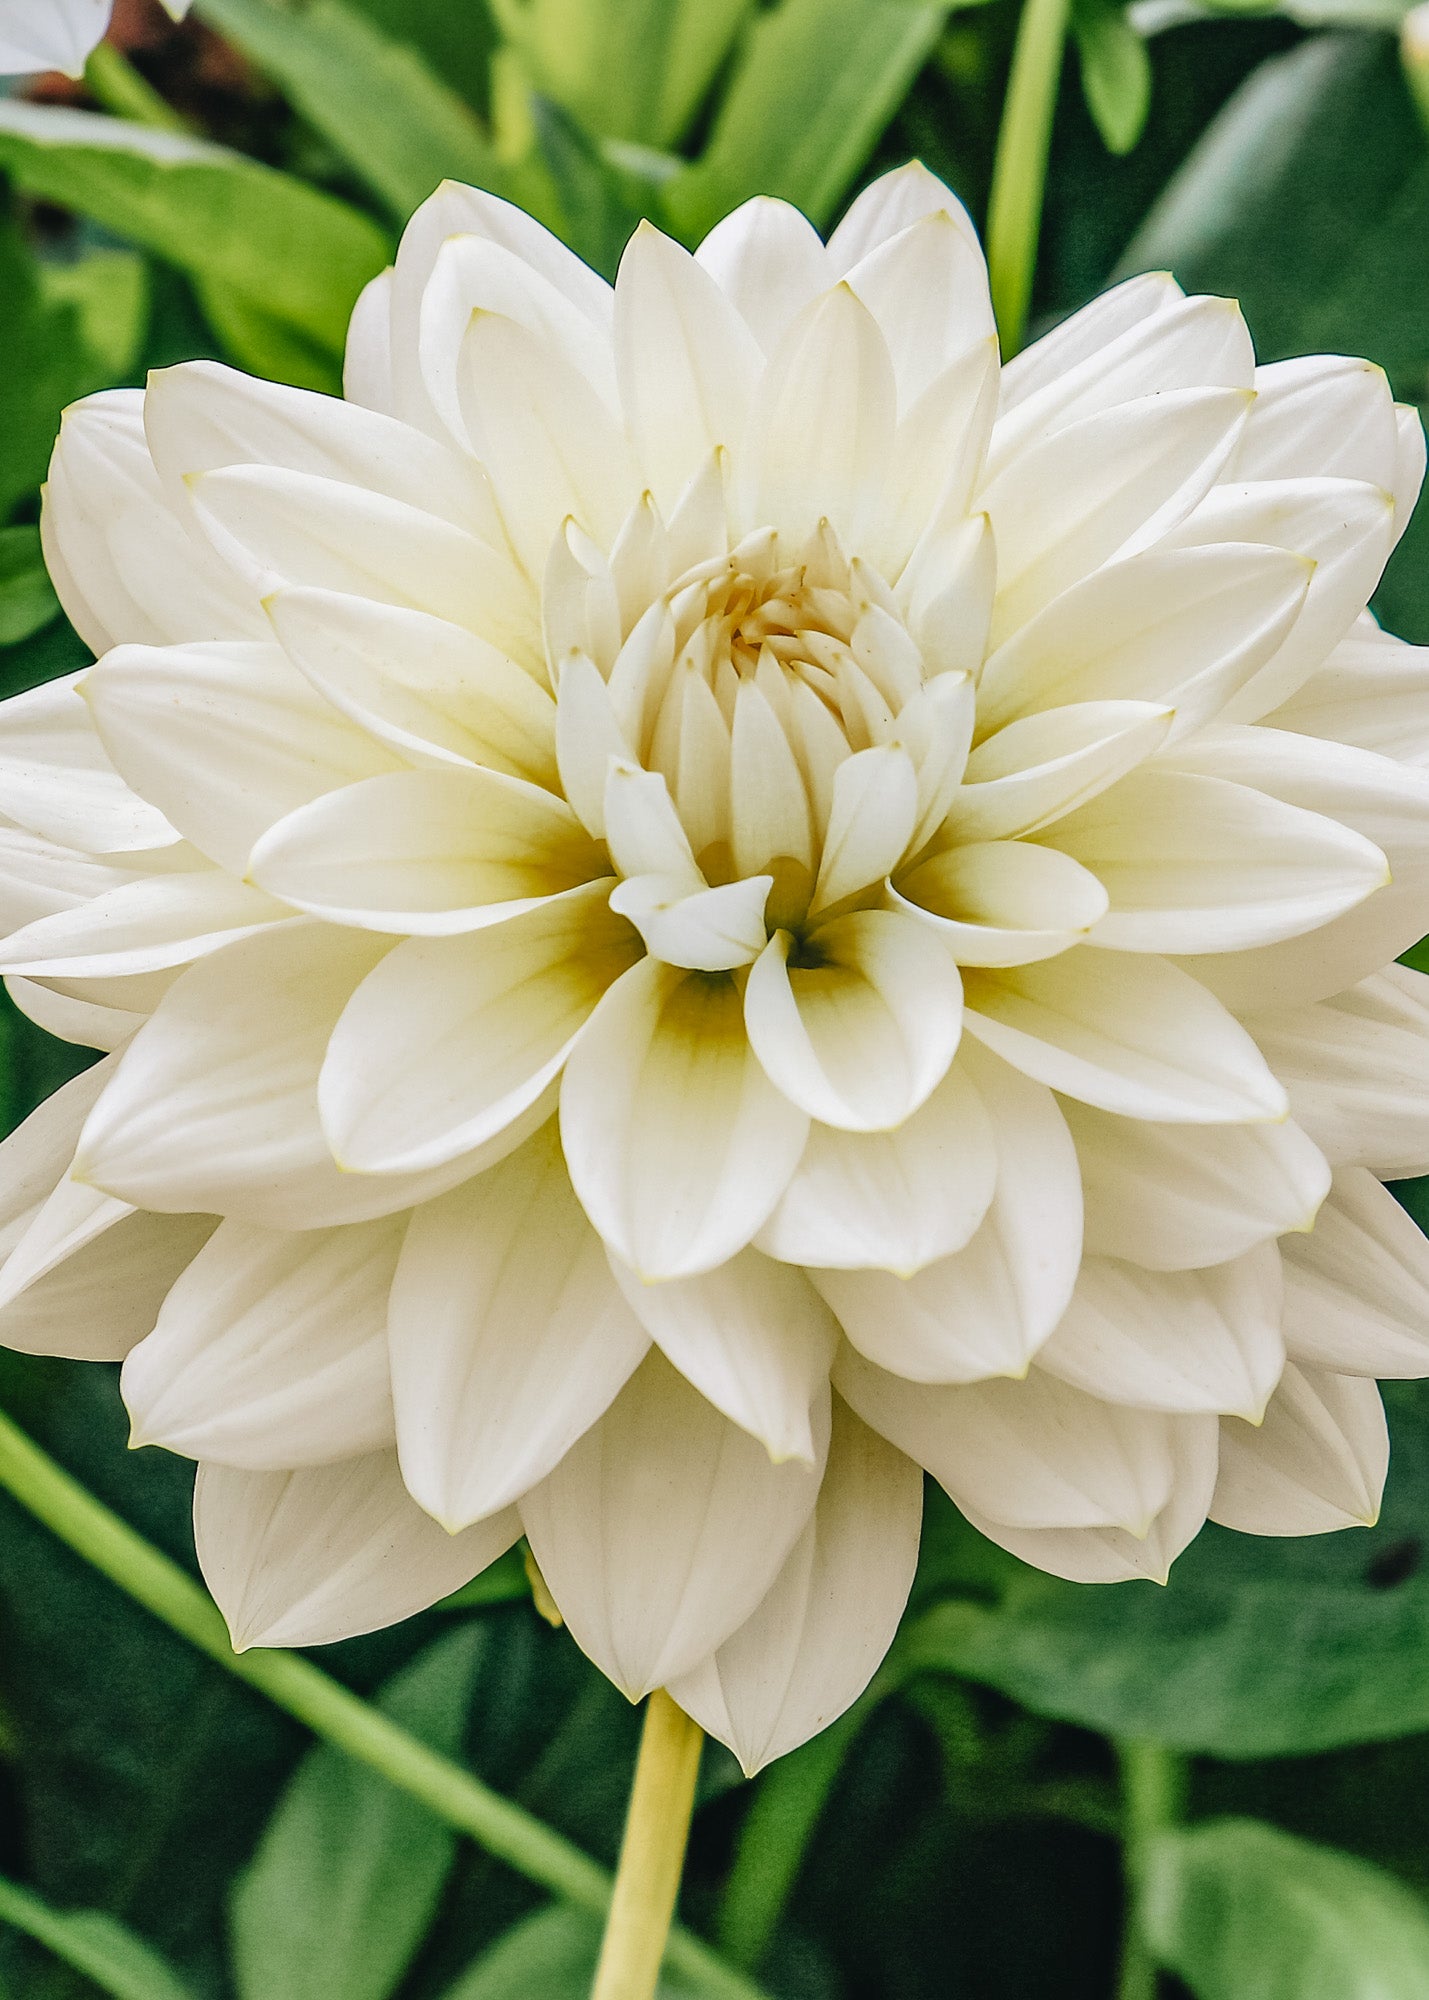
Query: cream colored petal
1250 967 1429 1178
808 745 918 917
1066 1098 1329 1271
84 641 401 872
946 701 1174 843
122 1215 401 1467
0 825 139 936
744 913 963 1132
892 840 1108 968
266 587 557 786
1211 1363 1387 1536
41 390 263 653
1281 1168 1429 1378
610 1248 837 1464
1394 403 1426 540
1230 355 1399 489
757 1053 997 1273
519 1349 827 1697
0 1057 114 1245
983 388 1252 641
1267 618 1429 767
1037 1247 1285 1420
196 1450 520 1651
668 1397 921 1773
0 0 110 75
843 210 994 405
976 542 1312 742
826 161 979 273
813 1041 1079 1379
343 268 394 414
320 882 637 1174
0 871 294 979
836 1349 1177 1533
694 197 831 353
609 872 771 972
388 1124 649 1529
998 271 1184 411
0 672 179 855
1053 768 1388 954
747 283 896 548
0 1207 213 1362
958 1412 1219 1583
964 949 1287 1124
250 767 599 934
560 957 809 1280
614 220 762 512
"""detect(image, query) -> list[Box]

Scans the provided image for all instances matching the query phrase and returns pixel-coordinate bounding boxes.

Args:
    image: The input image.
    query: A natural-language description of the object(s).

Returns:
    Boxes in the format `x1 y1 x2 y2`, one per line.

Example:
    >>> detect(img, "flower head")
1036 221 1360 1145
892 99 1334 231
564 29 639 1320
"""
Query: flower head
3 165 1429 1770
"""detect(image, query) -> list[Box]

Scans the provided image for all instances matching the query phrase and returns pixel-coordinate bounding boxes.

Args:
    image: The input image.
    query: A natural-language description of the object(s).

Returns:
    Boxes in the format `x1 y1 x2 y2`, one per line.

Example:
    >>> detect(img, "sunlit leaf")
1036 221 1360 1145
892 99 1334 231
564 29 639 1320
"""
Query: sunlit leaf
1072 0 1153 153
0 1875 194 2000
0 529 59 649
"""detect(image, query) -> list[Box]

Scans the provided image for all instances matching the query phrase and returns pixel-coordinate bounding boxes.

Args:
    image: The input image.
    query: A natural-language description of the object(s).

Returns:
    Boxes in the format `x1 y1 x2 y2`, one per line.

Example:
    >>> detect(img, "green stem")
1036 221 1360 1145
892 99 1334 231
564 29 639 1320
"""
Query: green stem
1115 1740 1185 2000
985 0 1072 357
83 41 189 133
592 1691 705 2000
0 1408 768 2000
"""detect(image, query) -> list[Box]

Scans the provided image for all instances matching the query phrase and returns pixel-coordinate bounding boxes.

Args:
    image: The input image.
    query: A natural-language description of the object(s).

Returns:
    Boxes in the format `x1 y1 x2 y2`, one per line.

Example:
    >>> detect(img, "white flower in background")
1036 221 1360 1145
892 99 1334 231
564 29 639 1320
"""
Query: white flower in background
2 164 1429 1773
0 0 189 79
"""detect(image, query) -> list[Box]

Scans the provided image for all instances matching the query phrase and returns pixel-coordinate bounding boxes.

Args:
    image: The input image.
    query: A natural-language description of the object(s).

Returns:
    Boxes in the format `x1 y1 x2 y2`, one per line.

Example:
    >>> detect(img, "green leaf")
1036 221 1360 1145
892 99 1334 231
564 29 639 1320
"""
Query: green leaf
1072 0 1153 154
0 102 391 357
491 0 755 149
900 1380 1429 1758
1142 1819 1429 1998
193 281 346 394
0 1875 194 2000
661 0 952 241
0 529 59 648
37 249 150 382
439 1906 704 2000
193 0 503 221
230 1626 485 2000
530 97 644 279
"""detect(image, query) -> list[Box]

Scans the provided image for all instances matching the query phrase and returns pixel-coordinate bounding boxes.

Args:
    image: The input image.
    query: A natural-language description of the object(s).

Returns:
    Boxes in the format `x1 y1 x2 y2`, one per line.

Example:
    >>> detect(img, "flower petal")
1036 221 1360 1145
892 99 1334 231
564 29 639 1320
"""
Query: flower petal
893 839 1108 967
0 870 295 979
668 1397 921 1773
1281 1168 1429 1378
560 957 808 1279
519 1349 827 1697
1211 1364 1387 1536
694 197 831 353
0 672 179 855
387 1124 649 1529
945 701 1174 843
0 1207 213 1362
195 1451 519 1651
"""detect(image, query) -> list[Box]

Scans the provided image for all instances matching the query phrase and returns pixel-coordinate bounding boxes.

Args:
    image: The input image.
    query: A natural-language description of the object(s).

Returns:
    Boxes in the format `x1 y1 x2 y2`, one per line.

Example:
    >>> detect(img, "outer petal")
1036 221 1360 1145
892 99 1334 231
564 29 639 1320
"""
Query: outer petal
1211 1364 1387 1536
559 958 809 1280
964 949 1287 1124
387 1124 649 1530
811 1041 1080 1379
998 271 1185 411
1036 1247 1285 1420
0 0 110 76
520 1350 828 1697
0 1208 214 1362
195 1451 520 1651
1250 968 1429 1177
122 1216 402 1468
321 882 637 1174
1066 1098 1329 1271
0 673 179 855
668 1399 921 1773
0 871 296 980
694 197 831 354
609 1249 837 1465
1281 1169 1429 1378
1268 620 1429 767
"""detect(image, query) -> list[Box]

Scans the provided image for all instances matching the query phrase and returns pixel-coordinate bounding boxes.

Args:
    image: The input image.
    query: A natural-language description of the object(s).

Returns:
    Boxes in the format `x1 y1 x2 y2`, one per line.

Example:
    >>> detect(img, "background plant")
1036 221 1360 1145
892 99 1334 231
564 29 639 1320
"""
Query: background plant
4 0 1429 1994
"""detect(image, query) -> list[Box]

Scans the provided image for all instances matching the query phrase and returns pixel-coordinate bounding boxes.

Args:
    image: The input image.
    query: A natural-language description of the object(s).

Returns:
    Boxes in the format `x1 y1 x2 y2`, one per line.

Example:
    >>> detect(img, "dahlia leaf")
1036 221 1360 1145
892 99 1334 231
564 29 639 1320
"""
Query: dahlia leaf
439 1904 703 1999
0 1874 194 2000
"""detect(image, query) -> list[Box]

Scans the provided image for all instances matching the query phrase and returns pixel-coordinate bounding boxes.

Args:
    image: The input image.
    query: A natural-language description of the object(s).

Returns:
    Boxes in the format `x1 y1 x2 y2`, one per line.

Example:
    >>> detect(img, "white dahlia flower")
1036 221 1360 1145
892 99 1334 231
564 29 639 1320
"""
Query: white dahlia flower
3 164 1429 1772
0 0 190 78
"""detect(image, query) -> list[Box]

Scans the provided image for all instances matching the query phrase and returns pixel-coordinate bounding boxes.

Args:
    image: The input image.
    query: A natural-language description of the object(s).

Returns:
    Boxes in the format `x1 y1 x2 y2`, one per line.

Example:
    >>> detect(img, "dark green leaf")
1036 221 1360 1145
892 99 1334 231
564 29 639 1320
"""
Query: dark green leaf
229 1626 484 2000
0 103 390 357
1073 0 1154 154
0 1877 194 2000
662 0 952 241
38 250 150 383
1142 1818 1429 1997
438 1905 703 2000
0 530 58 649
899 1381 1429 1757
194 0 503 221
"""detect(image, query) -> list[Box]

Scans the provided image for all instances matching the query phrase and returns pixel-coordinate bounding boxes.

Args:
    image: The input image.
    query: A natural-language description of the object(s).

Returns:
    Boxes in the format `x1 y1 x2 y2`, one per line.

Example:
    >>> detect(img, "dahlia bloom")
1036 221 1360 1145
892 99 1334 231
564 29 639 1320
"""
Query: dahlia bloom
0 0 189 78
3 164 1429 1772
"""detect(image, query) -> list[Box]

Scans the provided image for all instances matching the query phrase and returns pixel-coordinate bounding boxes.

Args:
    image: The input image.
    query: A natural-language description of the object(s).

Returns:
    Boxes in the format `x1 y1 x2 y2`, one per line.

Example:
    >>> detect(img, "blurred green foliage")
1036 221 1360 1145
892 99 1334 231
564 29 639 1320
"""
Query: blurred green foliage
4 2 1429 1996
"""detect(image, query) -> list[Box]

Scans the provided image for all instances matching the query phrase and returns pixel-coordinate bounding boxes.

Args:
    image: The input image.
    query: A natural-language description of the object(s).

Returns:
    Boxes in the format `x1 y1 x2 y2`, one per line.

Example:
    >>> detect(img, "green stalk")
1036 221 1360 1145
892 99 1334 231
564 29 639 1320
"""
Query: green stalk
985 0 1072 357
0 1408 768 2000
1115 1739 1185 2000
82 41 189 133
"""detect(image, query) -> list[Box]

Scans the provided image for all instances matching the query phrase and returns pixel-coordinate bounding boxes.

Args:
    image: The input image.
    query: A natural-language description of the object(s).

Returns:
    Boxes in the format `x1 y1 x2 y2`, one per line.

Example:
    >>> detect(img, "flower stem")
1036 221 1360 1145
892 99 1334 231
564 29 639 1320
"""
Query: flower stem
1115 1739 1185 2000
985 0 1071 357
0 1407 767 2000
592 1690 705 2000
83 41 189 133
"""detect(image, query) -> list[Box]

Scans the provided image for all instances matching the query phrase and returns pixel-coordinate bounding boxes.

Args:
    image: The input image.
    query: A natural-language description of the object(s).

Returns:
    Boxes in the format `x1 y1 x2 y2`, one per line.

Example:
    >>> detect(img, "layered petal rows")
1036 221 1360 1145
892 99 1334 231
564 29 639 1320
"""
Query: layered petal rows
3 164 1429 1771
